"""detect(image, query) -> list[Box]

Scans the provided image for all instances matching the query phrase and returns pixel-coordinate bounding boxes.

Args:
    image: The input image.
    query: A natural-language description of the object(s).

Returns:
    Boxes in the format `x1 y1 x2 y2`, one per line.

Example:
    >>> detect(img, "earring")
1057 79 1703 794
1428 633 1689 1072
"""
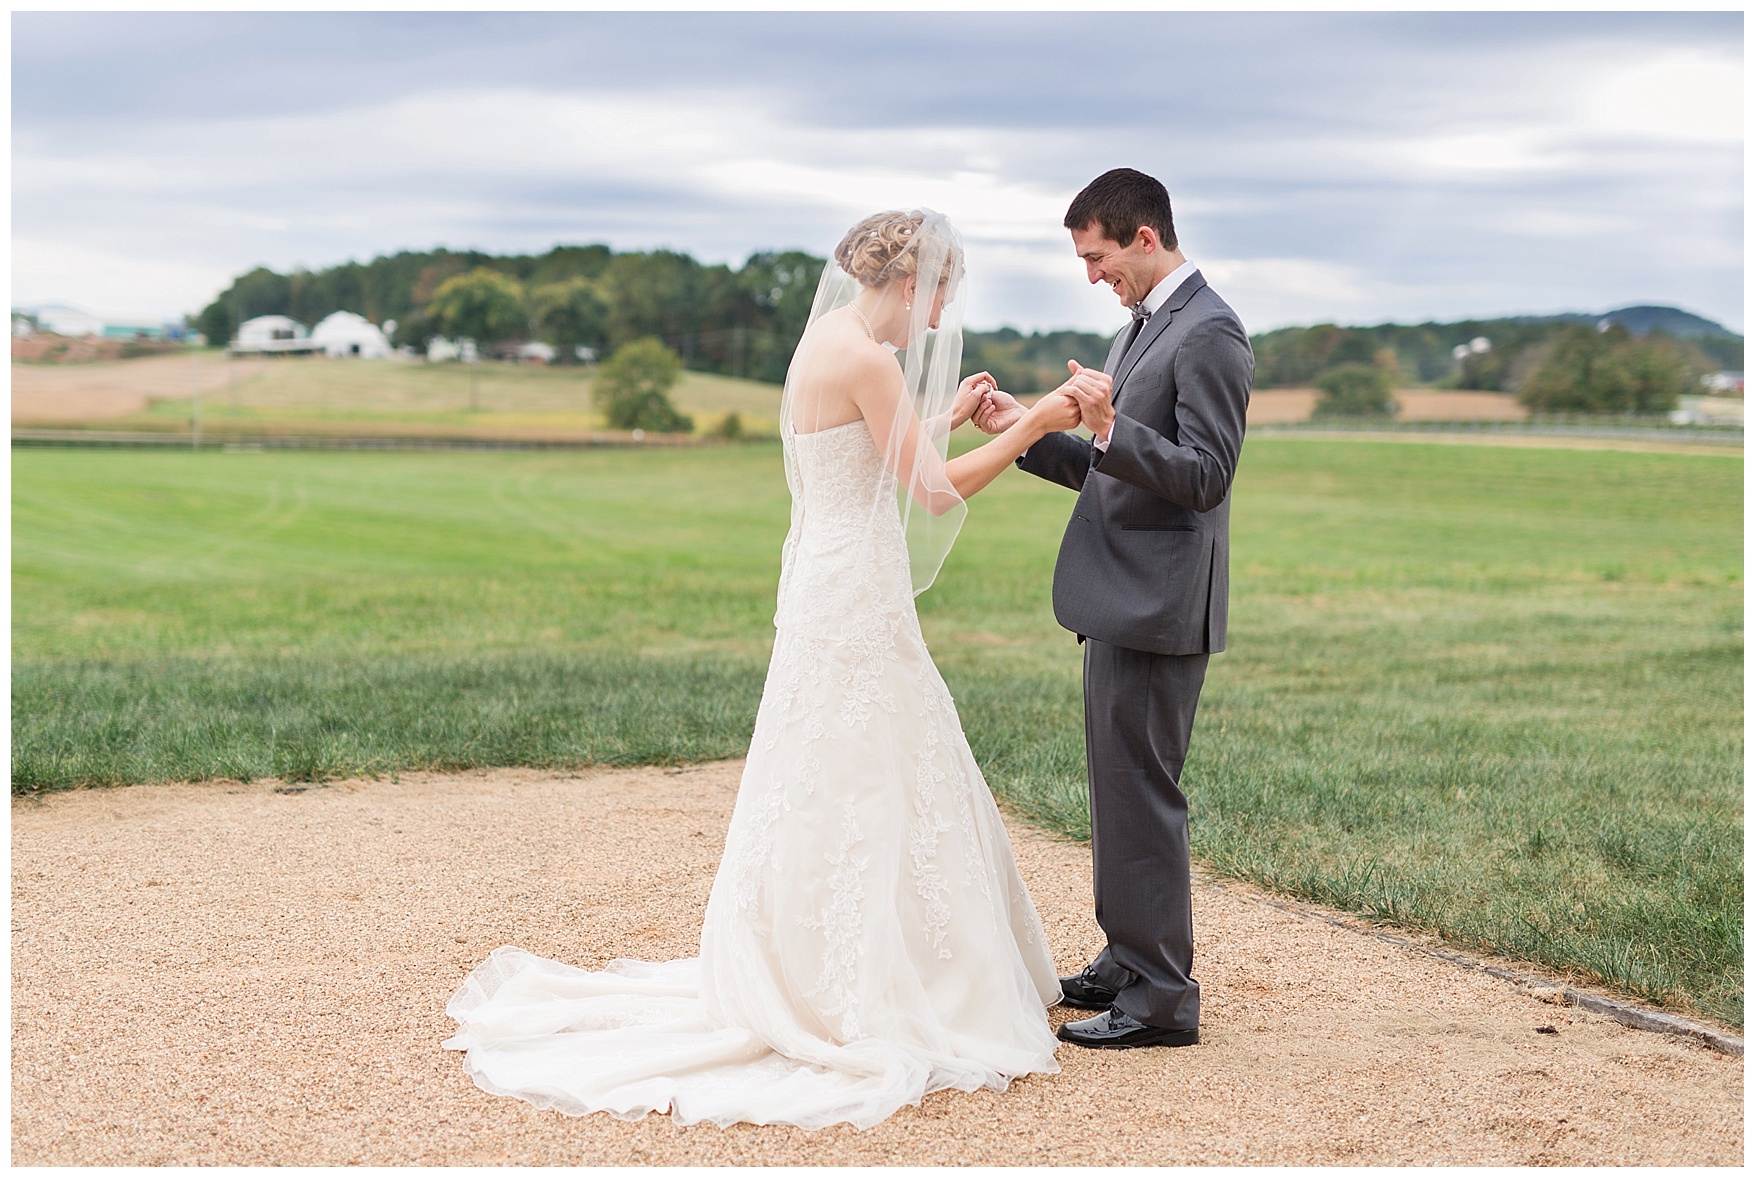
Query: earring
906 301 913 310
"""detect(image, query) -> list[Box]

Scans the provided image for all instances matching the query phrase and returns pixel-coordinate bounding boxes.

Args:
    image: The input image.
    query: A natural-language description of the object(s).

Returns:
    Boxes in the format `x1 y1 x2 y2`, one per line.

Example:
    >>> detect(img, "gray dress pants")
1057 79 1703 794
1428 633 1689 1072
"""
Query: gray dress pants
1082 638 1208 1031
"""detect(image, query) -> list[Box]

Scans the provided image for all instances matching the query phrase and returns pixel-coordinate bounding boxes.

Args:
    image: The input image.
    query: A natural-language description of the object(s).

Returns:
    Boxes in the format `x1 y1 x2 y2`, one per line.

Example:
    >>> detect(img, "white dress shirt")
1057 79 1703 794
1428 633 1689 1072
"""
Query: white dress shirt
1093 258 1197 450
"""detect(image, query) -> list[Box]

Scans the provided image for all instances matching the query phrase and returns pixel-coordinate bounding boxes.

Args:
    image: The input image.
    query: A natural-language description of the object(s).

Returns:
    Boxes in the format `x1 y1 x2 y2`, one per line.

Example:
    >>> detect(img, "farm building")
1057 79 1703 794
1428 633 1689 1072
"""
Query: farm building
13 304 184 340
311 311 393 359
485 340 556 363
232 315 321 355
426 337 479 363
101 322 167 340
29 304 107 337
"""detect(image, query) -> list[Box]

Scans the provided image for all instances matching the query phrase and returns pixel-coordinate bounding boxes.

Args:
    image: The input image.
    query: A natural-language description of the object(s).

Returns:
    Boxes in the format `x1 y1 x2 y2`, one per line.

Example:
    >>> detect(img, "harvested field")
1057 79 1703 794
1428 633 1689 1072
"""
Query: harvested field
1247 388 1319 424
10 352 780 437
1248 388 1526 425
1396 389 1528 420
11 763 1742 1166
14 357 1535 435
10 352 244 424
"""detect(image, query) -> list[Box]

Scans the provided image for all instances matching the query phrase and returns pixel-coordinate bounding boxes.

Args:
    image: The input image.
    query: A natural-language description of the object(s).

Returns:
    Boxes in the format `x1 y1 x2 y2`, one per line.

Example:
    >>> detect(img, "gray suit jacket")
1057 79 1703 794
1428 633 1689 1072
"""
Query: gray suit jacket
1017 270 1252 655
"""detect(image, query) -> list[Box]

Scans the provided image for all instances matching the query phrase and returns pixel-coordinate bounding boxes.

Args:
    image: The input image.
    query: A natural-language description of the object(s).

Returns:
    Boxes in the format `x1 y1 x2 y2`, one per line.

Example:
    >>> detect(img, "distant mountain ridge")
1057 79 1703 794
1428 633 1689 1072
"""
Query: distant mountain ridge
1522 305 1737 340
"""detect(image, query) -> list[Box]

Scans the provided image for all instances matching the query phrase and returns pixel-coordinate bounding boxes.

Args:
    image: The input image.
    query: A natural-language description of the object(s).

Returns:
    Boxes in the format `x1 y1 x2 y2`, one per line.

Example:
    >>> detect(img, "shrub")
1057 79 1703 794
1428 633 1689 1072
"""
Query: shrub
1313 362 1396 418
712 411 744 440
1519 324 1690 414
593 338 693 433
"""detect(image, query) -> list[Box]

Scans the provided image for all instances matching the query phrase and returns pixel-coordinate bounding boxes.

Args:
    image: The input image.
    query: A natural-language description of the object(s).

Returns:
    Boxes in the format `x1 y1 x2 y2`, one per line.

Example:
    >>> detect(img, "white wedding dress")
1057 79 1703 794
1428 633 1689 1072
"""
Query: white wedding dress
444 419 1062 1130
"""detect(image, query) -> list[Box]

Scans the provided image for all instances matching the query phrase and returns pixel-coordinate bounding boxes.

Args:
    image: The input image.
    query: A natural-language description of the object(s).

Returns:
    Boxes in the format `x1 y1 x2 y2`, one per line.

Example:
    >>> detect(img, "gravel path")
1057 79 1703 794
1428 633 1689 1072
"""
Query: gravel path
12 762 1742 1165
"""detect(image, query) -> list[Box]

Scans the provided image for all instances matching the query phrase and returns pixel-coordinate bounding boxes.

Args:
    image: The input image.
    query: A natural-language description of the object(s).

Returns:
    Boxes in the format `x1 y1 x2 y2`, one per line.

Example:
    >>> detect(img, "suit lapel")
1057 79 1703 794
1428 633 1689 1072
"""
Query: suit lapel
1101 322 1135 377
1111 270 1207 403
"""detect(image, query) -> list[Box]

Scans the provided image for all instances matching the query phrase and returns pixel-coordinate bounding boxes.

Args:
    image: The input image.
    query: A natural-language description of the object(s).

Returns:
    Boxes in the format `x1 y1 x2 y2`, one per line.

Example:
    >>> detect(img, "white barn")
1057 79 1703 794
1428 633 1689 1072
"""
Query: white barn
311 311 392 359
234 315 319 354
31 303 107 337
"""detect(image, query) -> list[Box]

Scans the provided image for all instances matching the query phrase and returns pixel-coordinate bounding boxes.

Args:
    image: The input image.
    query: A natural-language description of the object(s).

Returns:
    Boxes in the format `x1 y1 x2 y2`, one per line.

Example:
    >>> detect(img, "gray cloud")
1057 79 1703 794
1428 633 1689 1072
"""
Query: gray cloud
12 11 1742 333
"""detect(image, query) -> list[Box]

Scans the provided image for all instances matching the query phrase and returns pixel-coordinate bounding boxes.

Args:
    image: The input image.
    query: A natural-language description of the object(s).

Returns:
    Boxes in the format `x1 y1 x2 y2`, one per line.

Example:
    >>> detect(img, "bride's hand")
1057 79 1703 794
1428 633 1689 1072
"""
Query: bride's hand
951 371 997 429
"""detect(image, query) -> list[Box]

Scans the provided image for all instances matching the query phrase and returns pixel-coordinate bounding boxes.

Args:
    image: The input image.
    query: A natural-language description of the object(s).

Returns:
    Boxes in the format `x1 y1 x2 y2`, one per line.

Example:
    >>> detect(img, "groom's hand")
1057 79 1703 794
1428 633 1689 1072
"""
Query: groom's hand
1030 390 1084 433
1060 361 1116 443
972 388 1025 434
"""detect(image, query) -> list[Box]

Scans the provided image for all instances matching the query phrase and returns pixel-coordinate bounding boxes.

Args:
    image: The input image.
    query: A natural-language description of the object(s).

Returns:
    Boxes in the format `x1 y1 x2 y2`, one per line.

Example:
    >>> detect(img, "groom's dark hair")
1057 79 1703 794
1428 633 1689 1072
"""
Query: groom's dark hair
1065 168 1177 251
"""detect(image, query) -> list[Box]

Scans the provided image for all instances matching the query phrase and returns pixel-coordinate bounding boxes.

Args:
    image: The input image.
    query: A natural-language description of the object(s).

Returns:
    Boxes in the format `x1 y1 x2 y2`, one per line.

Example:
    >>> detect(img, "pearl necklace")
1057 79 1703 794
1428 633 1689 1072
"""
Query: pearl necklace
851 304 876 341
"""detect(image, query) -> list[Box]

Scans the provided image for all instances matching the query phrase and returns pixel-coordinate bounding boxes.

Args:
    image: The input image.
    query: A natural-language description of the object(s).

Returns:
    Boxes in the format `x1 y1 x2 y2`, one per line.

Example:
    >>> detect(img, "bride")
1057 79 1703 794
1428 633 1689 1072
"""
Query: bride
445 209 1100 1131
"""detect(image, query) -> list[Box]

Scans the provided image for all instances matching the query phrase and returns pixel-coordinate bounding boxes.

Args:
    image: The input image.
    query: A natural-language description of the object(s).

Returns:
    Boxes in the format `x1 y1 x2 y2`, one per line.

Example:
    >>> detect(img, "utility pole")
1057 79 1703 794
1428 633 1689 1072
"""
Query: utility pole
468 344 479 413
229 288 241 416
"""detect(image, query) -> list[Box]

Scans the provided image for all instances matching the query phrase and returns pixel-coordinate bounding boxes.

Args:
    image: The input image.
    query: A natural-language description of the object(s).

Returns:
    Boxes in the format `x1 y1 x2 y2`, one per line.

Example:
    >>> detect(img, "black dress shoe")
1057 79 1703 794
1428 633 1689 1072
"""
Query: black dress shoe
1056 967 1119 1010
1057 1006 1199 1049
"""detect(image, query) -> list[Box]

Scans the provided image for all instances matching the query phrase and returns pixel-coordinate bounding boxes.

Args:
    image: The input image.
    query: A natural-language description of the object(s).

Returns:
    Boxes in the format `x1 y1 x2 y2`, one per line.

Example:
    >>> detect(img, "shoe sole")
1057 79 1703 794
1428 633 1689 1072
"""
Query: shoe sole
1056 1028 1200 1049
1054 994 1116 1011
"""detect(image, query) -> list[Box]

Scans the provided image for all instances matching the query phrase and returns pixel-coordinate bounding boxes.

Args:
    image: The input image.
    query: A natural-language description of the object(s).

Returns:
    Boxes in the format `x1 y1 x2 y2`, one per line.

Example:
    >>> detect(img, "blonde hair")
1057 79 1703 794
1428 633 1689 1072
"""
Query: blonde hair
834 211 929 288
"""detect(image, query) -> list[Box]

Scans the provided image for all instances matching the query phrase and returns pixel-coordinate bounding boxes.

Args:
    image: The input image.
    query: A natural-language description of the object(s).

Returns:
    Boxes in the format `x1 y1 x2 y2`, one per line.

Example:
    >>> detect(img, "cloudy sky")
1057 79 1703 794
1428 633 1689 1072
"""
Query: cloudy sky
11 10 1744 334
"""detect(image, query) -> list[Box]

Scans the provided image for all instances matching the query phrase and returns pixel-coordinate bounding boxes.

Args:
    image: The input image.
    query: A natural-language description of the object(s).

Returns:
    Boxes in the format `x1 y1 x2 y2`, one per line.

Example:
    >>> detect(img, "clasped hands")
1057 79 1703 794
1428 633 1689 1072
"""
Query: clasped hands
957 362 1115 440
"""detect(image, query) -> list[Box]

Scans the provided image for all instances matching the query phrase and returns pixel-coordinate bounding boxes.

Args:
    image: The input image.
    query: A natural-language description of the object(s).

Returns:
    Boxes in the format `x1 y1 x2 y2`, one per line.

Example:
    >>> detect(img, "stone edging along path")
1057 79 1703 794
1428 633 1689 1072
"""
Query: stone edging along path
1242 893 1744 1057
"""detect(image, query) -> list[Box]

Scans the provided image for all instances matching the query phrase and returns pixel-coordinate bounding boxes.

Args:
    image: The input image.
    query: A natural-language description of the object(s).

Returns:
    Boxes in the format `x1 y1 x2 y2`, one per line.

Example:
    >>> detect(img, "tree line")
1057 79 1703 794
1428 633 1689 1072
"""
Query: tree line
195 245 825 384
1252 309 1740 415
194 242 1134 395
194 246 1739 416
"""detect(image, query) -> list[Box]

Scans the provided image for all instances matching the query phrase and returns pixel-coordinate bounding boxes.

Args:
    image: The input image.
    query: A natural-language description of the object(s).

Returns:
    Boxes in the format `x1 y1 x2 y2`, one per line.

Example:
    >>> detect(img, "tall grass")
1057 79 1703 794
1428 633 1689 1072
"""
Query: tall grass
11 440 1742 1024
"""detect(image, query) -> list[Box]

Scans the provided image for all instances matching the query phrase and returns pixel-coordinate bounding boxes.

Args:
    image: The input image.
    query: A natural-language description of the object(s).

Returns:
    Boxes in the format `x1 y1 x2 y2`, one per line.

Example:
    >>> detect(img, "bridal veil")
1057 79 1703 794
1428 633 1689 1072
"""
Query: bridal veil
783 207 970 595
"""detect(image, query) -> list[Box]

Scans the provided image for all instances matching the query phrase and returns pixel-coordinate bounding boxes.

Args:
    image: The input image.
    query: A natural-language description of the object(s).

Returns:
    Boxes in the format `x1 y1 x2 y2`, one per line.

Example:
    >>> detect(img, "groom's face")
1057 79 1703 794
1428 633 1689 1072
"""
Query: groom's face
1071 223 1153 308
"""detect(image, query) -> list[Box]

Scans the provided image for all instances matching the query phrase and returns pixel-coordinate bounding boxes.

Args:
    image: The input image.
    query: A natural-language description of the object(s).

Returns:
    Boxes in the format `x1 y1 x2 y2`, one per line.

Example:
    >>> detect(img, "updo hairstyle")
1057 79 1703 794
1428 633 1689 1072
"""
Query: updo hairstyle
835 211 928 288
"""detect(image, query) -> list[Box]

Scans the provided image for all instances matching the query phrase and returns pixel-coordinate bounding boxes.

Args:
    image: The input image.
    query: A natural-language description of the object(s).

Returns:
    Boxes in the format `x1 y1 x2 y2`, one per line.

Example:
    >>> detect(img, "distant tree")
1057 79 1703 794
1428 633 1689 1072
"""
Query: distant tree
1313 362 1396 417
527 244 614 287
599 251 707 356
428 268 527 411
530 277 609 363
194 266 295 346
389 312 436 350
193 302 232 349
733 251 827 382
593 338 692 433
427 268 528 347
961 327 1112 394
1454 345 1514 392
1519 324 1690 414
1692 334 1744 372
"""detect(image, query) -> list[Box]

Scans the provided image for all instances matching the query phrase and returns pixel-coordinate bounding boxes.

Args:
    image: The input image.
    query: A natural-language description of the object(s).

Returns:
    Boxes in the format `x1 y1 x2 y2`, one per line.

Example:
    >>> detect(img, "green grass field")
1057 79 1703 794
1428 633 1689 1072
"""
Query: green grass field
11 438 1743 1025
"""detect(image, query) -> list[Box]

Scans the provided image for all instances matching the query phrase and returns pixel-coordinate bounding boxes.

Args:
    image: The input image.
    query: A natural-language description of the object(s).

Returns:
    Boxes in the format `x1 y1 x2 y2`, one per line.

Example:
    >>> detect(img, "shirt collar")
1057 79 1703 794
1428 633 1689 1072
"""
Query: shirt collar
1138 258 1197 317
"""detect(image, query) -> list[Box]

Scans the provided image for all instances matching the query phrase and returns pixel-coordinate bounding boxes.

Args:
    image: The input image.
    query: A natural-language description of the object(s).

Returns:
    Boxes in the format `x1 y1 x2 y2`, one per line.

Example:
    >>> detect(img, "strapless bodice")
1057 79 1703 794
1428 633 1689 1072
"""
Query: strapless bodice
776 420 914 630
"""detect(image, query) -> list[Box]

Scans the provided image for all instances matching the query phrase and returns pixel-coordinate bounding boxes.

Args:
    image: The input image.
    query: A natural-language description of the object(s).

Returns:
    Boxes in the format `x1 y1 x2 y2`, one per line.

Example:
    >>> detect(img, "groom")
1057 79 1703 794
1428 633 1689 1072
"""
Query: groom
974 168 1252 1048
